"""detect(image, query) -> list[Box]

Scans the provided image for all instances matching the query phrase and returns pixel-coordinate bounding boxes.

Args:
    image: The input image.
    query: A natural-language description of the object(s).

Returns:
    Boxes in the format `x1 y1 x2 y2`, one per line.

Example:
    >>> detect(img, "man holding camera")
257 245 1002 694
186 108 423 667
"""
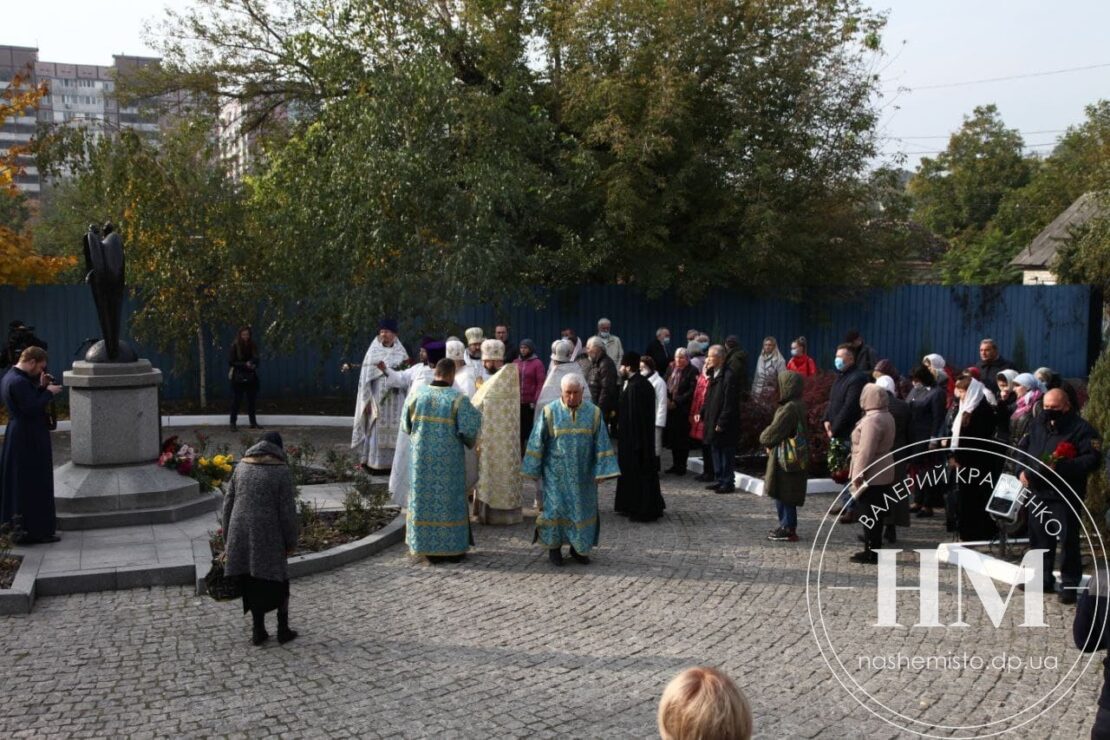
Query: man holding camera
1 346 64 544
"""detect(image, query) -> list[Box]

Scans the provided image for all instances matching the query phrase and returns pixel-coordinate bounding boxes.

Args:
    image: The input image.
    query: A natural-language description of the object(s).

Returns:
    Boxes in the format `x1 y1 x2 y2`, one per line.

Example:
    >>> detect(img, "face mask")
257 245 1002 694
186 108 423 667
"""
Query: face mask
699 341 709 351
661 337 670 345
1044 409 1065 425
598 331 610 339
834 357 846 372
790 348 801 357
912 382 922 389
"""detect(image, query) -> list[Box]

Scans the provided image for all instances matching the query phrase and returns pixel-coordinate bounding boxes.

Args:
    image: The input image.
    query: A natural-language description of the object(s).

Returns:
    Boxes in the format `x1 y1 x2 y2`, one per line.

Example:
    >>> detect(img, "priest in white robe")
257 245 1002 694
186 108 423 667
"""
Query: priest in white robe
464 327 489 384
471 339 522 525
446 339 479 488
348 319 411 471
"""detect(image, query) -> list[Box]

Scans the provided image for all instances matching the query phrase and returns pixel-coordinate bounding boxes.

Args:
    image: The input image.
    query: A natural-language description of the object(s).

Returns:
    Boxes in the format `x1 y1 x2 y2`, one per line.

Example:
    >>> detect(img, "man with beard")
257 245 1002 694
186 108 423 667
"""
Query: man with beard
614 352 665 522
346 319 411 472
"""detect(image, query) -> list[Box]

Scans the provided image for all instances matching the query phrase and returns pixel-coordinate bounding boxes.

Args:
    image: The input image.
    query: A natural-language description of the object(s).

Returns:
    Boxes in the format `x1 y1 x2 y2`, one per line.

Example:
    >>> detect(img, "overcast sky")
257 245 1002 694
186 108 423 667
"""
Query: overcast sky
6 0 1109 171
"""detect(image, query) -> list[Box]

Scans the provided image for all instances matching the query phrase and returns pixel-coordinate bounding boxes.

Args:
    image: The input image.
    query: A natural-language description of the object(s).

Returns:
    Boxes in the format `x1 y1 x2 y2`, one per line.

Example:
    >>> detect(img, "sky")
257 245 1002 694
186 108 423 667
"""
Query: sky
6 0 1110 172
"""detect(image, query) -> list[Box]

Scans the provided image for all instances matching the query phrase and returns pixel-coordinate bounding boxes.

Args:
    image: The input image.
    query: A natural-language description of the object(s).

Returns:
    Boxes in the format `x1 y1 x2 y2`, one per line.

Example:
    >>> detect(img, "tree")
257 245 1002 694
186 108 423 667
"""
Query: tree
0 71 75 287
36 116 260 405
908 104 1033 283
1054 200 1110 298
135 0 903 346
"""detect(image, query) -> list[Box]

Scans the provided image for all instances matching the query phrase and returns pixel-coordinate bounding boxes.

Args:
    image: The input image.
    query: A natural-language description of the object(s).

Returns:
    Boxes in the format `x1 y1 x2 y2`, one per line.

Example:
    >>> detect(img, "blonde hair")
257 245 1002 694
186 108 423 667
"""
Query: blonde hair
19 346 47 364
658 667 752 740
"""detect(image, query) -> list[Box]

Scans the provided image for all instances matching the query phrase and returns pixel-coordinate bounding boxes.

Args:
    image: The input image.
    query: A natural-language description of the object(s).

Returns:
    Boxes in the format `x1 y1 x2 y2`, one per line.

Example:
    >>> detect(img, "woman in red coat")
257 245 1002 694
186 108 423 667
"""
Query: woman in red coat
688 365 715 482
785 336 817 378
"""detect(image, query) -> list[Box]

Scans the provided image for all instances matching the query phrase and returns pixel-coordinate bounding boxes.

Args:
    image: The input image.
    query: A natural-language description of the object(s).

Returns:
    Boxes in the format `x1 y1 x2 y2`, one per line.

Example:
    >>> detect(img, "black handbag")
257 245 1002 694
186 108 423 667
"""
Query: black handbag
204 559 242 601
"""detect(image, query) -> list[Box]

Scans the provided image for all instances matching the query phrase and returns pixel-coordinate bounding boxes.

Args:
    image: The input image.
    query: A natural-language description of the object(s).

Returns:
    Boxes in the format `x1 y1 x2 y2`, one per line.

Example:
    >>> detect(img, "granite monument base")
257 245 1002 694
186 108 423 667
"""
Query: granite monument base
55 359 219 530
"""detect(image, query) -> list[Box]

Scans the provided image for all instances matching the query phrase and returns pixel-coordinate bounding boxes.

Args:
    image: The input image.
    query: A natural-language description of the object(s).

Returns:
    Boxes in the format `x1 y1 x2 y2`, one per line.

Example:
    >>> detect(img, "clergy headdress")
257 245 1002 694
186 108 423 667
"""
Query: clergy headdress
424 340 447 365
446 339 466 361
481 339 505 361
465 327 484 344
553 339 574 363
379 318 399 333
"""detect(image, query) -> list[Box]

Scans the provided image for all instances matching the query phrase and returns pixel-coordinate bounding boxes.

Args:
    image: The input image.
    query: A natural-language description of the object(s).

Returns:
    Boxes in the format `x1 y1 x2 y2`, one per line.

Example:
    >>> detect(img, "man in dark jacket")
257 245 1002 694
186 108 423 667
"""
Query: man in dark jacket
701 345 740 493
826 344 869 518
644 327 672 376
614 352 665 521
1074 568 1110 736
845 329 878 373
976 338 1014 389
724 335 748 399
1019 388 1102 603
585 337 619 429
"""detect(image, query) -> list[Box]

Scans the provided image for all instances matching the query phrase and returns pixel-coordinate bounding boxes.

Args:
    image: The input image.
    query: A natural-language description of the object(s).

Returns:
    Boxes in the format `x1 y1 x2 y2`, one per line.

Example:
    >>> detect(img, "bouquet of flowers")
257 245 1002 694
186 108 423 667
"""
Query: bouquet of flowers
158 436 197 476
1041 441 1077 468
196 454 236 492
827 437 851 484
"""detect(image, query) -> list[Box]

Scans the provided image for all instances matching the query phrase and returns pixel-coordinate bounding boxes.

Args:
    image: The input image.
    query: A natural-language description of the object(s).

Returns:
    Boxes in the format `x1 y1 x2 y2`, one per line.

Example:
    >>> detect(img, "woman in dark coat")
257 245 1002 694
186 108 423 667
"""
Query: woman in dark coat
948 375 1003 543
229 326 261 431
663 350 699 475
0 347 63 543
760 371 808 542
907 366 947 518
222 432 299 645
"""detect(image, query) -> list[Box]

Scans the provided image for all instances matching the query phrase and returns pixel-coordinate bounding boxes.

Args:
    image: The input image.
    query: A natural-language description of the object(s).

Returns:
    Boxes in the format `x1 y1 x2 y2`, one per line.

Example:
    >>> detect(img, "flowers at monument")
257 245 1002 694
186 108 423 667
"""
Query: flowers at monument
158 437 235 491
196 454 235 491
158 437 197 475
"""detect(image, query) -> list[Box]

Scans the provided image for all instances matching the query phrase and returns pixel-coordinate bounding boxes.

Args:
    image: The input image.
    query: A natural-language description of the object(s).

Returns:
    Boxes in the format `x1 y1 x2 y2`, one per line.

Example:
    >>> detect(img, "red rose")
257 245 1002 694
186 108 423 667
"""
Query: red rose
1053 442 1078 460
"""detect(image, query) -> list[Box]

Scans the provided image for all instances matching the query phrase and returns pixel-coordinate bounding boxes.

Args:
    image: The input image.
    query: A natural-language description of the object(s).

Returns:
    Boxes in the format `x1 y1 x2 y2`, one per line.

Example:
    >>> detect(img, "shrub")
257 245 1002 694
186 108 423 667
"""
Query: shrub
1083 348 1110 541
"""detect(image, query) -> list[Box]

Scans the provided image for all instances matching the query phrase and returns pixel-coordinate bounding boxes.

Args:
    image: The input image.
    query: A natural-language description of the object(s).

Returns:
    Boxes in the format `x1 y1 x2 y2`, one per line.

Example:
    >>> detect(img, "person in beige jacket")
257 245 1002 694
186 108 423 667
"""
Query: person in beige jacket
848 383 896 564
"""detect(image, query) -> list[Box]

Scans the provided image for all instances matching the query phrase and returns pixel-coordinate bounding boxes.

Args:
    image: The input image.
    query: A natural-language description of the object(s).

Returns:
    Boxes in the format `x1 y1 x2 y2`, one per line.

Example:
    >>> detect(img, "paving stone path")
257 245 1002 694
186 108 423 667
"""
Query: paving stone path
1 429 1104 737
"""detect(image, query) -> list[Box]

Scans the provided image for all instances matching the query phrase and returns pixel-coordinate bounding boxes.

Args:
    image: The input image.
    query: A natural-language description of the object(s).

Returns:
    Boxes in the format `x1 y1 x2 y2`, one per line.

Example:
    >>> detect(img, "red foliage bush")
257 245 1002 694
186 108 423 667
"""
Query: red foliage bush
739 370 835 476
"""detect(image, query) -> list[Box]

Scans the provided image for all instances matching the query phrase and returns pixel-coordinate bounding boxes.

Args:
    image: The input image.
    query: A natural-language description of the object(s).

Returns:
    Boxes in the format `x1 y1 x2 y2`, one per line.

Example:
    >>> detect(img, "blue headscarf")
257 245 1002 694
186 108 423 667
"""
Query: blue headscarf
1013 372 1046 393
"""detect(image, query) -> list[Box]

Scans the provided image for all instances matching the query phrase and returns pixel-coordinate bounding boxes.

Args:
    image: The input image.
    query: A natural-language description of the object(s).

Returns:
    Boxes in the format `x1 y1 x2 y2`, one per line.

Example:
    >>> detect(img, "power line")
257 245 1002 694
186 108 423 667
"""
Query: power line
890 62 1110 92
892 129 1068 141
893 141 1060 156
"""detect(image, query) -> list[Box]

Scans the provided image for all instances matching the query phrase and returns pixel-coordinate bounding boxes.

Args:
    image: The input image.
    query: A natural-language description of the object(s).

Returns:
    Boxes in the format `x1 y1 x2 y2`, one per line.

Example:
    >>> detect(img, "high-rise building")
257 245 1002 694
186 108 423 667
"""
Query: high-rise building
1 44 183 197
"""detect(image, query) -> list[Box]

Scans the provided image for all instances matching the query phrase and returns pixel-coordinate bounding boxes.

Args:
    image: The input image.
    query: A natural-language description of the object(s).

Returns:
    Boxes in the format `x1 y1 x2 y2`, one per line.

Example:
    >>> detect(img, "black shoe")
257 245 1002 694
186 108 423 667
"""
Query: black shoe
548 548 564 566
19 534 61 544
884 525 897 544
673 470 686 477
714 486 736 494
705 483 722 491
277 628 299 644
850 550 878 564
664 466 678 475
445 554 466 563
768 527 787 540
769 529 799 542
249 423 262 430
916 508 934 518
694 473 714 482
568 546 590 565
252 628 270 646
1059 589 1078 605
230 424 238 432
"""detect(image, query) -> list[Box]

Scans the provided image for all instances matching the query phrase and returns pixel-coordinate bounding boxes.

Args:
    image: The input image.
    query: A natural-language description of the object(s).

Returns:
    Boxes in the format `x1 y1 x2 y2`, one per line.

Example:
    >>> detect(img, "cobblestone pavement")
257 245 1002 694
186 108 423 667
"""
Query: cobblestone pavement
2 444 1104 737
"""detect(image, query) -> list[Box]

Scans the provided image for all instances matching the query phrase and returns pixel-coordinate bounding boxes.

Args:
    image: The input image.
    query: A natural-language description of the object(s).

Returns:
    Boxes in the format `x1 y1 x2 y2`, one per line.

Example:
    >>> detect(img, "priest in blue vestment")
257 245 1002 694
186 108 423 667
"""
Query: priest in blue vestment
402 358 482 562
522 373 619 566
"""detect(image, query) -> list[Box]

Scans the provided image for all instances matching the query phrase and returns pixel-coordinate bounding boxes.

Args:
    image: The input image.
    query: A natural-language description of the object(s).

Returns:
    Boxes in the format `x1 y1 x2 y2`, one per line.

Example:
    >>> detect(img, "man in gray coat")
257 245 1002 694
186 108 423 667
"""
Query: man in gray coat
222 432 299 646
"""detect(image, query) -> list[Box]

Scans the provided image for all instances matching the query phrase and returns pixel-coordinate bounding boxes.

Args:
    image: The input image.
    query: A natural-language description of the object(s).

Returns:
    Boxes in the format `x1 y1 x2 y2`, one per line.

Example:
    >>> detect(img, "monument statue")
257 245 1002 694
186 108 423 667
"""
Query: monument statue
82 222 137 363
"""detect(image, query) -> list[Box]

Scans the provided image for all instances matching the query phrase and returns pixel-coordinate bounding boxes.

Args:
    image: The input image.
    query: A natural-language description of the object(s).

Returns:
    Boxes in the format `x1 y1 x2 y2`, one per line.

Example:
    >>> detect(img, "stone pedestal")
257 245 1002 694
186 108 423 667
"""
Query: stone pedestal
54 360 217 530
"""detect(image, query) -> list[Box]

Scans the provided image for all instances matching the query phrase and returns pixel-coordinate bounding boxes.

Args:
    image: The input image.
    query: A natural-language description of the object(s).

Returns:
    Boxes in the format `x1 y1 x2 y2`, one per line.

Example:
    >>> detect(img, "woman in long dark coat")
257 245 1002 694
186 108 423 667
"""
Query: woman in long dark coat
228 326 260 431
222 432 299 645
663 349 699 475
760 371 808 542
949 375 1003 542
0 347 63 544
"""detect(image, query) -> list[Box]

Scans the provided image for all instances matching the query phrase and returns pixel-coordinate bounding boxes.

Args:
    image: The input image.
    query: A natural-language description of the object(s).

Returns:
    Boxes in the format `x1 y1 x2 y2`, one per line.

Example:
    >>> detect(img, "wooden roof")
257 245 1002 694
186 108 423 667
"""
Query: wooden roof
1009 191 1105 268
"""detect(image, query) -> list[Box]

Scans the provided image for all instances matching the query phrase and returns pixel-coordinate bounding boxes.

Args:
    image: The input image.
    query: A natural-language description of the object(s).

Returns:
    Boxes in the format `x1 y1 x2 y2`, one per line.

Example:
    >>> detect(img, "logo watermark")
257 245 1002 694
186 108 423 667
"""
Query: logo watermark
806 438 1108 738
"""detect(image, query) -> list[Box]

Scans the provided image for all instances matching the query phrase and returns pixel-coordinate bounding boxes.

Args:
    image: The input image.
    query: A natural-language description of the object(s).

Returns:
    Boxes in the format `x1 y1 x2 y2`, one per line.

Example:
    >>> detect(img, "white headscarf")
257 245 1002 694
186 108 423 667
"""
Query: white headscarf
950 377 986 449
923 353 946 371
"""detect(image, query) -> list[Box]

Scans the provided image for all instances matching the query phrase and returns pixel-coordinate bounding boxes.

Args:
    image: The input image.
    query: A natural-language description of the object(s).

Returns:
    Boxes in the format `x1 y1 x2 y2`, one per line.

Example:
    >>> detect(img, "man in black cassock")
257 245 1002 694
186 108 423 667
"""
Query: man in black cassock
614 351 665 522
1 346 63 543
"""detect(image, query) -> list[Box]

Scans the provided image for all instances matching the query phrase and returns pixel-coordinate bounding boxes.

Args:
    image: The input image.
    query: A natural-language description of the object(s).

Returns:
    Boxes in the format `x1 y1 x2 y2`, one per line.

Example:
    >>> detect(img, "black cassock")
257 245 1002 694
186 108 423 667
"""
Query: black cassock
0 368 56 541
614 373 665 521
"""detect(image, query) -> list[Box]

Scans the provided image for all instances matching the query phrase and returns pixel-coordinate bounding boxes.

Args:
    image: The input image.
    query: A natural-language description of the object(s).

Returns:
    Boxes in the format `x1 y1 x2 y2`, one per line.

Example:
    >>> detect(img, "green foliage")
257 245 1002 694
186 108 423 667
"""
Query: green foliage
1055 198 1110 296
1082 349 1110 540
118 0 906 349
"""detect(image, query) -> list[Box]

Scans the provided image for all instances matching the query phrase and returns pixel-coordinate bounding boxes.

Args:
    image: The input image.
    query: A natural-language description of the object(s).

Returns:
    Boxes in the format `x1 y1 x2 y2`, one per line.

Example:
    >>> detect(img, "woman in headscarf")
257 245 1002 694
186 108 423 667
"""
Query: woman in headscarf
948 374 1003 542
1009 372 1045 448
923 353 955 402
222 431 299 646
689 362 714 483
993 369 1020 442
760 371 808 542
751 337 786 399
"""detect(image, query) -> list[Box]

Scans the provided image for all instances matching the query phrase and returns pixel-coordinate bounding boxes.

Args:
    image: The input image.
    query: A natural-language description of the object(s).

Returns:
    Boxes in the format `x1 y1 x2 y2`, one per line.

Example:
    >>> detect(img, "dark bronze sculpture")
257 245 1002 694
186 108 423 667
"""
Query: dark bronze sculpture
82 222 137 363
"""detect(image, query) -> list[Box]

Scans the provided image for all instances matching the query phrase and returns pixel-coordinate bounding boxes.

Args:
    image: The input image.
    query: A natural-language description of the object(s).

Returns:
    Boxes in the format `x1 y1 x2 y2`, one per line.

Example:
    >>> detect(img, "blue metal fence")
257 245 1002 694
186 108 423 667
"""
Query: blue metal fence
1 284 1099 401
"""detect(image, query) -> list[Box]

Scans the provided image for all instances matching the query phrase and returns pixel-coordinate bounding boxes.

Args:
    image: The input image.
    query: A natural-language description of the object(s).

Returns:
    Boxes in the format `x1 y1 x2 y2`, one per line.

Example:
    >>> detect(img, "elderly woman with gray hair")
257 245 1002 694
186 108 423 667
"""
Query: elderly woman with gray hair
222 431 300 646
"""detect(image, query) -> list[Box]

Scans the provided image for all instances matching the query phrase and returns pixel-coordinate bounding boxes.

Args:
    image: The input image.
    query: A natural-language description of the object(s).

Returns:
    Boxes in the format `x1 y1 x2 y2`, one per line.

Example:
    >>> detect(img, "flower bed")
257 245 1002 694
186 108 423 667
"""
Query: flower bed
0 556 19 590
